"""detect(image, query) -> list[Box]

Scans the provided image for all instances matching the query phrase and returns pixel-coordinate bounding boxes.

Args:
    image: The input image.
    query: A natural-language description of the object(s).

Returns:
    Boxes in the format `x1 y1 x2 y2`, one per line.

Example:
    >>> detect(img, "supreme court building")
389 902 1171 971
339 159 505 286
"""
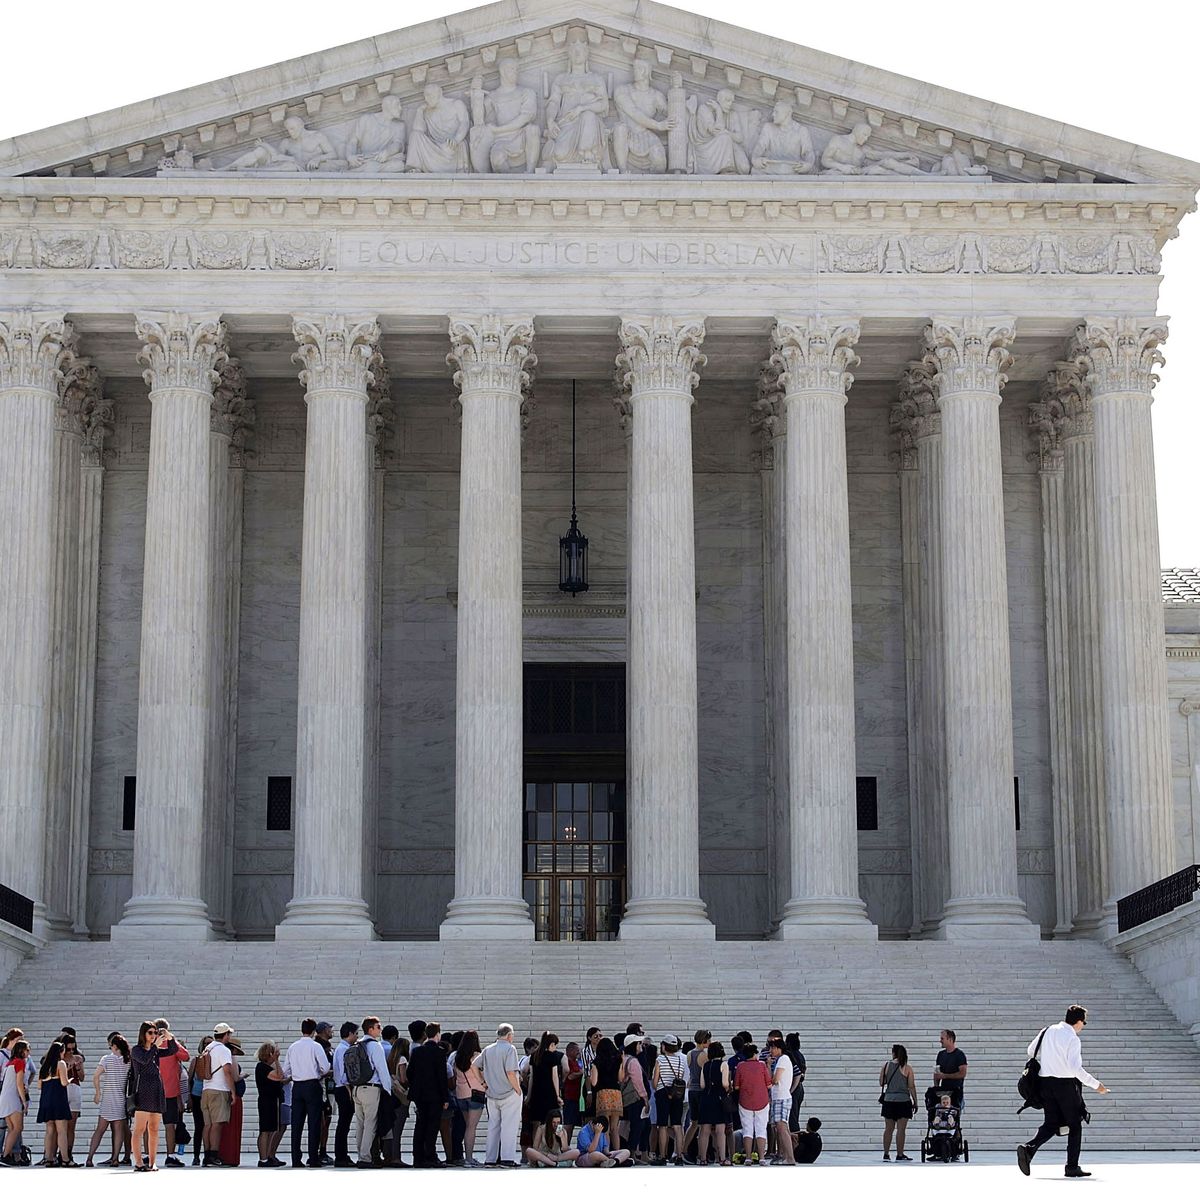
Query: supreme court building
3 0 1200 950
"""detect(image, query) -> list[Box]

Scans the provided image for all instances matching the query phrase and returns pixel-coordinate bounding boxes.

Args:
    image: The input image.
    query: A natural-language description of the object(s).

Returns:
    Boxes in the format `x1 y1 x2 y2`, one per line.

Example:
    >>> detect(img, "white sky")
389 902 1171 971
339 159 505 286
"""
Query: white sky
3 0 1196 567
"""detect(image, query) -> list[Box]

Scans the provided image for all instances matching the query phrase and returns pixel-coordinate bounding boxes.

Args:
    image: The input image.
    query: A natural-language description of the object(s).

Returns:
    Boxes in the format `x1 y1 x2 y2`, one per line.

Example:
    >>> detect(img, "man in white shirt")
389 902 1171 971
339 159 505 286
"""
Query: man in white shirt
353 1017 392 1168
1017 1005 1108 1179
767 1039 796 1165
200 1023 237 1167
284 1018 332 1169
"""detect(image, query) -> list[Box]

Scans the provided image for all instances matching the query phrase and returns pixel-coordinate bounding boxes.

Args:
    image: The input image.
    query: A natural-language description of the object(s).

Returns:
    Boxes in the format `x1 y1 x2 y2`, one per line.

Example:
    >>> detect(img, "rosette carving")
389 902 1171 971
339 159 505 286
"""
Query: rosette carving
923 317 1015 395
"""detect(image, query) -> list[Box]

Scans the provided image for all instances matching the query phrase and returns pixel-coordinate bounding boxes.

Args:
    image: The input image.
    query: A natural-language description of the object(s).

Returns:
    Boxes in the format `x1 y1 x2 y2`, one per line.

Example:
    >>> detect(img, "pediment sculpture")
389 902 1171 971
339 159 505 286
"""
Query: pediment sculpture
163 28 994 180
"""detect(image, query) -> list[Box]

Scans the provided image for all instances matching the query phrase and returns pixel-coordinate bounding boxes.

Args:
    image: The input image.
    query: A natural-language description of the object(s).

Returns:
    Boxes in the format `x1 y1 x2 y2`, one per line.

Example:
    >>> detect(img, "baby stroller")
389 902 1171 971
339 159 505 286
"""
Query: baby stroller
920 1087 968 1163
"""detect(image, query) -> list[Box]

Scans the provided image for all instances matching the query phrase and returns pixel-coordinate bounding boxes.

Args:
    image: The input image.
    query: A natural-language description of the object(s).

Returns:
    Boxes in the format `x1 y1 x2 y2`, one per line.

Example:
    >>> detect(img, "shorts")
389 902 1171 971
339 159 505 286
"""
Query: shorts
594 1089 623 1120
455 1096 485 1112
162 1096 181 1126
200 1089 232 1125
769 1098 791 1124
654 1089 684 1127
738 1105 768 1141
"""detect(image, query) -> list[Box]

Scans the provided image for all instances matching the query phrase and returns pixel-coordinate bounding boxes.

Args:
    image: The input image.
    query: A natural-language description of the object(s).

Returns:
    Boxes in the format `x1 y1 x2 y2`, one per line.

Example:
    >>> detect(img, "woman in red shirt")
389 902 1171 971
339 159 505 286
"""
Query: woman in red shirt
733 1043 771 1164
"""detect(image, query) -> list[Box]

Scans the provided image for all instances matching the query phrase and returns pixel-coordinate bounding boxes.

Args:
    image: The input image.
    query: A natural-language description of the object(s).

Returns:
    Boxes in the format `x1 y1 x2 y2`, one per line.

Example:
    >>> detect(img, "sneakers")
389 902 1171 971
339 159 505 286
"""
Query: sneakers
896 1153 912 1162
164 1156 185 1168
1065 1168 1092 1178
1016 1144 1032 1176
882 1152 891 1162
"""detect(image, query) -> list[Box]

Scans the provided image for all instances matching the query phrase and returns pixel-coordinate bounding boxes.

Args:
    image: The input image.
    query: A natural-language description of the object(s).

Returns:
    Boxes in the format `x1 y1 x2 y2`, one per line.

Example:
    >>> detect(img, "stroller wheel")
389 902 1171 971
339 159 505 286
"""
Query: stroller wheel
962 1141 969 1164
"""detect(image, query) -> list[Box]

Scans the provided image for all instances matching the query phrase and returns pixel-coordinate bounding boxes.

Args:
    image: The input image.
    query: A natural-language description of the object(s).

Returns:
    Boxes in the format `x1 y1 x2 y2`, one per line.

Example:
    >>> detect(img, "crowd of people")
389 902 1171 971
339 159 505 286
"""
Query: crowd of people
0 1018 823 1170
0 1007 1104 1176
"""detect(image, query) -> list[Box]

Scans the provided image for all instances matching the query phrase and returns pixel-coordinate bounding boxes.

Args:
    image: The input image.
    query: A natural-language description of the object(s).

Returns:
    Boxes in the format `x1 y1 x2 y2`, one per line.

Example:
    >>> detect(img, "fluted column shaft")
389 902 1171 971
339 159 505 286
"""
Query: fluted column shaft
617 316 713 938
0 311 72 928
926 317 1035 940
42 374 85 936
440 315 535 939
773 318 873 938
116 312 225 938
1083 319 1176 909
277 315 379 940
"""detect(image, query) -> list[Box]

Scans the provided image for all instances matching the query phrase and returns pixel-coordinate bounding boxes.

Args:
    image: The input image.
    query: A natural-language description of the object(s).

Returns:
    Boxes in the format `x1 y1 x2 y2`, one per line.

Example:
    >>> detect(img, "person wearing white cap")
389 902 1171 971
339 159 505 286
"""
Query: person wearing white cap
652 1035 688 1164
199 1023 237 1167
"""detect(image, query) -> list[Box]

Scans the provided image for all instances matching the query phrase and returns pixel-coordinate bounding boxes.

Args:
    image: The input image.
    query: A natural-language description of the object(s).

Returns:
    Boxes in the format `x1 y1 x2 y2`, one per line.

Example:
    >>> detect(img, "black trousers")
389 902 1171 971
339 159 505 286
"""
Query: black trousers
291 1079 324 1167
333 1086 354 1161
412 1100 443 1166
1027 1077 1084 1171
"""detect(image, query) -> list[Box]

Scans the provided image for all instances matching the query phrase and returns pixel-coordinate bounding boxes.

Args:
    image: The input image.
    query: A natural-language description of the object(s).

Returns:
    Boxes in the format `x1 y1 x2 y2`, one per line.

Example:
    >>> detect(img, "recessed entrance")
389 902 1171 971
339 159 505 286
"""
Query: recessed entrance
522 663 626 941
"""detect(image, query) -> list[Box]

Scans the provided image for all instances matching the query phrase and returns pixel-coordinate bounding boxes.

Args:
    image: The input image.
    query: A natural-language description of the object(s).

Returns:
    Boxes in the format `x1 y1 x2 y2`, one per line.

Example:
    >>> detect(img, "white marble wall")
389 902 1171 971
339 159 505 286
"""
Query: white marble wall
85 364 1064 938
1166 605 1200 870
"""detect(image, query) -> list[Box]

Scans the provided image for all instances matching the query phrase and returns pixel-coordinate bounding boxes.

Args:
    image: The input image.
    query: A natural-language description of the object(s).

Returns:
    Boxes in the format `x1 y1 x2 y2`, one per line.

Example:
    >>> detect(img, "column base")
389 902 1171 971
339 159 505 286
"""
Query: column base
276 896 377 942
440 896 533 941
1068 907 1108 938
620 898 715 940
936 896 1040 942
113 896 215 942
775 897 877 940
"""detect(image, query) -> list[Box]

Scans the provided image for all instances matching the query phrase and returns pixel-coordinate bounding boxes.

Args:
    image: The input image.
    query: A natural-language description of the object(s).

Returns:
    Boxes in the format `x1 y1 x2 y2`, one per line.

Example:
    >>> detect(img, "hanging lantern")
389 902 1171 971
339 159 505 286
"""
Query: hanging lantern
559 378 589 594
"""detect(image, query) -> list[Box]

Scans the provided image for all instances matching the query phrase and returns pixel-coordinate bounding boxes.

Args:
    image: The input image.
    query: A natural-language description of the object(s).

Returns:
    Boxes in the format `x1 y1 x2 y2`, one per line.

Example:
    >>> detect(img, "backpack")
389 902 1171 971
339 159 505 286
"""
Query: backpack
1017 1028 1048 1115
344 1039 374 1088
663 1055 686 1101
194 1047 215 1082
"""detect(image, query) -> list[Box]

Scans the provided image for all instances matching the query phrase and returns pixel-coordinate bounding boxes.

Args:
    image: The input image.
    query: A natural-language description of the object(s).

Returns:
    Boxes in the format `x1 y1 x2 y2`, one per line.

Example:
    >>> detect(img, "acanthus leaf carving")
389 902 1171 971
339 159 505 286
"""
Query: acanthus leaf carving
1028 371 1070 473
769 316 860 396
291 313 380 394
1080 317 1168 396
446 314 537 402
615 315 706 398
366 352 395 465
890 357 939 468
0 309 75 393
135 311 227 393
70 364 114 467
924 317 1015 396
751 356 787 453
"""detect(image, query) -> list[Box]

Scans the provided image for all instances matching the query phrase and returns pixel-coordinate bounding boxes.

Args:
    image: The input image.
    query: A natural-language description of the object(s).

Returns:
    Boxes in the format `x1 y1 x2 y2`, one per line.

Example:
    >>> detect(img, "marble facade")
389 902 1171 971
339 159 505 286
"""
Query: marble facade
2 0 1200 945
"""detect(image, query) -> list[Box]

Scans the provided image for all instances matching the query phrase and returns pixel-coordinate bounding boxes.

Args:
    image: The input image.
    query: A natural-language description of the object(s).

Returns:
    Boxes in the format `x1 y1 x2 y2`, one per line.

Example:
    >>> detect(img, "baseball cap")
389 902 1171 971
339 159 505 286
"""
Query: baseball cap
661 1034 681 1049
315 1021 333 1035
213 1022 236 1037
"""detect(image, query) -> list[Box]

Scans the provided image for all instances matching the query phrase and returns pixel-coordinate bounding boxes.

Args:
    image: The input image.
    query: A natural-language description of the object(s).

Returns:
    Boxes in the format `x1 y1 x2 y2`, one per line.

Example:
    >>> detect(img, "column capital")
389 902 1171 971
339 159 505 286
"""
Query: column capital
770 316 860 397
57 357 98 438
0 310 74 393
616 315 706 398
1027 377 1068 473
291 314 380 394
211 357 249 437
1078 316 1168 396
367 352 395 467
446 314 536 397
924 317 1015 395
135 312 226 393
1045 349 1092 440
72 365 113 468
890 358 939 469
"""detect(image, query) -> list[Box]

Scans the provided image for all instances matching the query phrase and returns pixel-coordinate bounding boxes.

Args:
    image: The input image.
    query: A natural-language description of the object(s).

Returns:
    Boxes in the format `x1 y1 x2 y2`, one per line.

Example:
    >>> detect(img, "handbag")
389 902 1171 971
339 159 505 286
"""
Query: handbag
124 1061 138 1119
470 1089 486 1104
878 1061 899 1106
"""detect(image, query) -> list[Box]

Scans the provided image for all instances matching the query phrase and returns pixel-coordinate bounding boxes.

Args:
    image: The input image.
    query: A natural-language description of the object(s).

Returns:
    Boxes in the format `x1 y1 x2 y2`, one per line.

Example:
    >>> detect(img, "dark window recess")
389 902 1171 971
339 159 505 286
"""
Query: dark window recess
1014 778 1021 830
121 776 136 831
855 777 878 831
266 776 293 831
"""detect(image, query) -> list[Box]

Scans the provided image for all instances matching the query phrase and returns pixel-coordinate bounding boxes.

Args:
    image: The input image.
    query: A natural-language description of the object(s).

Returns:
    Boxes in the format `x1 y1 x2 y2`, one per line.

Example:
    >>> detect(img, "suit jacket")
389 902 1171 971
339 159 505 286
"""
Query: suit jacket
407 1040 449 1104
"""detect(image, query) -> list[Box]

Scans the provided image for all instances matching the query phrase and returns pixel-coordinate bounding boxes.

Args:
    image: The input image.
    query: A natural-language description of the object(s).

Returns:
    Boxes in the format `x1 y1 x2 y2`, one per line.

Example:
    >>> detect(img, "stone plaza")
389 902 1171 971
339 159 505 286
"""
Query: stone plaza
1 0 1200 1152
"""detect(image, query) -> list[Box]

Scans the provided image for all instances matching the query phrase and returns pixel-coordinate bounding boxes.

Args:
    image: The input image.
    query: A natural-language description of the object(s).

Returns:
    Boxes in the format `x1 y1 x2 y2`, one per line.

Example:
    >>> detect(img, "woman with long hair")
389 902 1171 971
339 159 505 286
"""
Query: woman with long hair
697 1040 730 1166
384 1037 410 1166
523 1109 579 1166
452 1029 485 1166
526 1031 563 1128
784 1033 806 1147
879 1043 917 1162
36 1039 77 1166
186 1035 212 1166
588 1037 625 1151
0 1038 29 1165
86 1034 131 1167
129 1019 175 1171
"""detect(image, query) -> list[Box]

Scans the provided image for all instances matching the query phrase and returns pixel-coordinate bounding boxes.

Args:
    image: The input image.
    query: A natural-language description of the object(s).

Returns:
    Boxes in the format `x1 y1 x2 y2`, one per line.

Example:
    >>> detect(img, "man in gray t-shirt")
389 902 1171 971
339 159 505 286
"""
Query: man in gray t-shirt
480 1025 522 1165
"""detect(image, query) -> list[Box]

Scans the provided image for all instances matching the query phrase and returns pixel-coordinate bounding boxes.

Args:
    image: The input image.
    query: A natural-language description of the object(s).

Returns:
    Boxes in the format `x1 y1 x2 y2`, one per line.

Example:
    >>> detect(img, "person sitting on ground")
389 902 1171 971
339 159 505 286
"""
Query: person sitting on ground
575 1115 631 1167
794 1116 823 1164
524 1110 579 1166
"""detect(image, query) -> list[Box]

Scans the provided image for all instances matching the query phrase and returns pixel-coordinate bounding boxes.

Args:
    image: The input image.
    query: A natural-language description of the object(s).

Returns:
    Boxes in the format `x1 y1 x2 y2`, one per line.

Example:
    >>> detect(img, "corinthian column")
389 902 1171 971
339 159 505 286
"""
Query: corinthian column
771 317 873 938
925 317 1035 940
617 316 714 939
43 359 88 937
115 312 225 940
892 359 948 933
1027 375 1077 936
440 315 536 939
1080 318 1176 911
277 316 379 940
0 311 73 932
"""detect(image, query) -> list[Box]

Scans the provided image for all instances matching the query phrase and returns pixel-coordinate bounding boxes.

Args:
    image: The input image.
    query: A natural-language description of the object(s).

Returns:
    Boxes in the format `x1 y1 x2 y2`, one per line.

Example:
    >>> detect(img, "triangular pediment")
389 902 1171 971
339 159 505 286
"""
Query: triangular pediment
2 0 1199 189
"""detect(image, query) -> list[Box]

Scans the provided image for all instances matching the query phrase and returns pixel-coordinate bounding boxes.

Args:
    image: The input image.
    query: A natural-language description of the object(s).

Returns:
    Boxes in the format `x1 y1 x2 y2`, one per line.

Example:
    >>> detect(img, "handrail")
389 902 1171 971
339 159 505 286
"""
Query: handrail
0 883 34 933
1116 864 1200 933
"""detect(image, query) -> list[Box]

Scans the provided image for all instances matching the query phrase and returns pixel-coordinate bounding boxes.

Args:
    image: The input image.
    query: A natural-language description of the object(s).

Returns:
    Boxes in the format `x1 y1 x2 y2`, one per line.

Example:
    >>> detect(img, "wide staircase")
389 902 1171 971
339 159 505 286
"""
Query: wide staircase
2 937 1198 1157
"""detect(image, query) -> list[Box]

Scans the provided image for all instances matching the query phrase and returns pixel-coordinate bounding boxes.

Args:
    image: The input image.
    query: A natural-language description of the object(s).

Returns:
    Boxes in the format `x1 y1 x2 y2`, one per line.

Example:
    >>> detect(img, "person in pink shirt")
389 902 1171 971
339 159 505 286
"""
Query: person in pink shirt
734 1043 771 1165
153 1020 190 1168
